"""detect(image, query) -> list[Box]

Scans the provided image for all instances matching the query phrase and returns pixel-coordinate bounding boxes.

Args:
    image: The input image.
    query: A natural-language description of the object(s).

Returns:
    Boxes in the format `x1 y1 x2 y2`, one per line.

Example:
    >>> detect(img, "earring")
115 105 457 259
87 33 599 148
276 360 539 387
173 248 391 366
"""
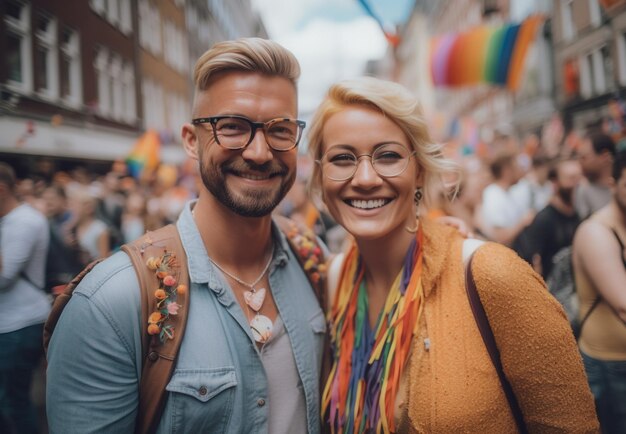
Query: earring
414 187 423 208
406 187 422 233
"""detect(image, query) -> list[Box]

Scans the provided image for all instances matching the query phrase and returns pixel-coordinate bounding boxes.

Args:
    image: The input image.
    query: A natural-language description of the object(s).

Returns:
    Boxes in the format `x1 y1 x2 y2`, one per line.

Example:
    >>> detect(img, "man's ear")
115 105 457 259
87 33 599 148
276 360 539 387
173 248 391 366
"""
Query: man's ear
181 123 199 160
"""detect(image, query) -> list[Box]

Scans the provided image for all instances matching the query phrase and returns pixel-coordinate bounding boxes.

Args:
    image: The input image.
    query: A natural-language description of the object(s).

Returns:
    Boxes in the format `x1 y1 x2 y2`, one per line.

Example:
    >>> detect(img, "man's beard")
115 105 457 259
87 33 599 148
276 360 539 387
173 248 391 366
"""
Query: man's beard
199 157 294 217
557 187 575 206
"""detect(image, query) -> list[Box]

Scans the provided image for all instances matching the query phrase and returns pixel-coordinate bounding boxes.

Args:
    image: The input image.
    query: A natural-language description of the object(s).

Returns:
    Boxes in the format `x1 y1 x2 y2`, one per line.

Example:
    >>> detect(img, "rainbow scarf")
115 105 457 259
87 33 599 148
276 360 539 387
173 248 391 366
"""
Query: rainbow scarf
322 227 425 433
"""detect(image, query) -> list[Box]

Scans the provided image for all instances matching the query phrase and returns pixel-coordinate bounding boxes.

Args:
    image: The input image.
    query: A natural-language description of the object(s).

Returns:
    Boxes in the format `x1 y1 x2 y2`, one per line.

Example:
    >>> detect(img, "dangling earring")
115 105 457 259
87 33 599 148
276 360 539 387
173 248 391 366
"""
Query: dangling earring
406 187 422 233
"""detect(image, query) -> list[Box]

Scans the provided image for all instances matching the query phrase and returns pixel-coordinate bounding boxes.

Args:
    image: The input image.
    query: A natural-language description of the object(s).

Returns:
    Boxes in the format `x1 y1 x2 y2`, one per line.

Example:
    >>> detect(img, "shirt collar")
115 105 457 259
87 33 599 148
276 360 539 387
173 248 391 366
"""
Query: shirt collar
176 200 292 286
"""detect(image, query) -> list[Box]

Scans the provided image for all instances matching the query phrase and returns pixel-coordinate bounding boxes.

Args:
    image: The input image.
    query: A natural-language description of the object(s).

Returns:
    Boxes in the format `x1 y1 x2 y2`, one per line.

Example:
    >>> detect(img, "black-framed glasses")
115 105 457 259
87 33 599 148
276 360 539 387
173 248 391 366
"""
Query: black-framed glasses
317 143 416 181
192 115 306 152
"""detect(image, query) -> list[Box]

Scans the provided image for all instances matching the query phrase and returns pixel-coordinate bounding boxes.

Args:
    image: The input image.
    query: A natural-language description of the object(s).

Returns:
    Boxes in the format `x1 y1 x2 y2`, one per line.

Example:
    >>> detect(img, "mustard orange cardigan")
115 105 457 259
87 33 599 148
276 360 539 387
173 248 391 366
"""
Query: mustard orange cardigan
399 219 598 433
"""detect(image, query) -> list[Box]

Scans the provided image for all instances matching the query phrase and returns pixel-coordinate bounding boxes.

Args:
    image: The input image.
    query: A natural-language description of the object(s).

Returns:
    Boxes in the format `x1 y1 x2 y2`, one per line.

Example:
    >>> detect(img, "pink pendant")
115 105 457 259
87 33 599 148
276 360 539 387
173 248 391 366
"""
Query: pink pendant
244 287 266 312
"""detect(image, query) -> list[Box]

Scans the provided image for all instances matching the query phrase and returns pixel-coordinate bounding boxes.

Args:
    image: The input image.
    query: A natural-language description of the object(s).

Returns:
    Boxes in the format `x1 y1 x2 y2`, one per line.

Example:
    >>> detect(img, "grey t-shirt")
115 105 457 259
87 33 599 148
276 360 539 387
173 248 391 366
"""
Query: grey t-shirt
261 315 307 434
575 182 612 220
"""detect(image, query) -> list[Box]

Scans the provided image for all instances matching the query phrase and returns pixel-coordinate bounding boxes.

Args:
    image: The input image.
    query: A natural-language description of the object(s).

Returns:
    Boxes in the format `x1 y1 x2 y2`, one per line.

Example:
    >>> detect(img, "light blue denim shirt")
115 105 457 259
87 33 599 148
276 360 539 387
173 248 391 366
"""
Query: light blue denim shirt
46 201 325 433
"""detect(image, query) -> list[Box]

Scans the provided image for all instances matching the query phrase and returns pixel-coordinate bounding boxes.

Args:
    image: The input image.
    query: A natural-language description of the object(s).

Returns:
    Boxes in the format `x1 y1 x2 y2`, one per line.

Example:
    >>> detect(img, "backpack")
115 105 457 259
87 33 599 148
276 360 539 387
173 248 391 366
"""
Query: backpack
43 217 329 434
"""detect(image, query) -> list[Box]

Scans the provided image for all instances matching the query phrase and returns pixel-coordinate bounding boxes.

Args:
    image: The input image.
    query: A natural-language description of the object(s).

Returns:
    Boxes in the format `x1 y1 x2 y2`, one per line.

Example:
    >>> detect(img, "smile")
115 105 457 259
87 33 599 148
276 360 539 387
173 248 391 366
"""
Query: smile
346 199 391 210
238 173 273 181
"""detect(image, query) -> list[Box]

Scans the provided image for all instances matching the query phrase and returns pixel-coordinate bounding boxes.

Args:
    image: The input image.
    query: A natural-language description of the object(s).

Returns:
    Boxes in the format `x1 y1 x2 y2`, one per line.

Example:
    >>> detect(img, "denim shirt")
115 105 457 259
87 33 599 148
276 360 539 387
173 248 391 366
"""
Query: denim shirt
46 201 325 434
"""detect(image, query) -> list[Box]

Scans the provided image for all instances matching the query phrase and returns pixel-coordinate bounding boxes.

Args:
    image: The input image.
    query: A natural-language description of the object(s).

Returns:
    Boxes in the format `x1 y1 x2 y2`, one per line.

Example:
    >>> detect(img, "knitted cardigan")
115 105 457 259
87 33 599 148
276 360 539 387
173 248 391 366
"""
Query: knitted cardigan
399 219 599 433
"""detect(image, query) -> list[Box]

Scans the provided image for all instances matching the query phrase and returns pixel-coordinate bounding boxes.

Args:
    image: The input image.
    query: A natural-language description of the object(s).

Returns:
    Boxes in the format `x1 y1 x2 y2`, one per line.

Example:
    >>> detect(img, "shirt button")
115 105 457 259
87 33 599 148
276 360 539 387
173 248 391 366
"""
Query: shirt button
257 398 266 407
199 386 208 396
148 351 158 362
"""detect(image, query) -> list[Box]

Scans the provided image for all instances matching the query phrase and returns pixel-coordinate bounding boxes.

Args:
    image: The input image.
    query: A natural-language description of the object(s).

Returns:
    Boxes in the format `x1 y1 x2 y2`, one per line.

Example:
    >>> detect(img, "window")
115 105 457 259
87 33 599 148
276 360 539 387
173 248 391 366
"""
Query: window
139 0 162 55
60 27 82 107
579 53 593 97
106 0 119 26
4 0 32 92
618 32 626 86
163 20 188 73
34 13 59 99
589 0 602 27
600 44 615 92
142 78 165 130
592 47 607 94
94 48 136 122
562 0 576 41
91 0 132 35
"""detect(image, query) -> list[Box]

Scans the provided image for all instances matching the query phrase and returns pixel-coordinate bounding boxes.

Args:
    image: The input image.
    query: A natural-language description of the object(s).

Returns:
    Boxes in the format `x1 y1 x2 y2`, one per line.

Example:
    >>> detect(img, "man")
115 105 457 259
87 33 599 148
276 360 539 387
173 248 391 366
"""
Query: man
0 163 51 434
510 154 553 214
41 184 83 293
481 152 535 246
46 38 325 433
518 158 583 279
515 159 583 323
573 150 626 433
576 132 616 220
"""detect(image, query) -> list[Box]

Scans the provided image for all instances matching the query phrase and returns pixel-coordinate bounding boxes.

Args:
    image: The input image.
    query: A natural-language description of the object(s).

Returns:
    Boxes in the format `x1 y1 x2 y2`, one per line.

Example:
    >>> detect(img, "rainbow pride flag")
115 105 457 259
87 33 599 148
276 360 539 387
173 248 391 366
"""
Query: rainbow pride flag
430 15 544 90
126 129 160 178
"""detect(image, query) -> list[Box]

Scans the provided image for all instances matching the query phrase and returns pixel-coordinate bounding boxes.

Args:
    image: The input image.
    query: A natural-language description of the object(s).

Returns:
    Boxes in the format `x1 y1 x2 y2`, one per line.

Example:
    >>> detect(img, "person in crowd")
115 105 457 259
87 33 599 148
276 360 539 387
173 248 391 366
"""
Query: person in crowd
480 152 536 246
69 188 111 263
46 38 325 433
517 158 583 278
96 171 126 250
576 132 616 220
573 150 626 434
511 154 553 213
0 163 51 434
121 191 148 243
41 184 84 293
307 77 598 433
515 158 583 324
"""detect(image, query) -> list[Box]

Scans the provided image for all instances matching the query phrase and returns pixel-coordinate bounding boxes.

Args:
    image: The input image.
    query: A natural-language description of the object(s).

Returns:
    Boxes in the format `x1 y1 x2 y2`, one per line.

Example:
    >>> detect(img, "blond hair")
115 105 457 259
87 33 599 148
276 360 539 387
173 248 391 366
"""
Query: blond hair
307 76 459 208
193 38 300 91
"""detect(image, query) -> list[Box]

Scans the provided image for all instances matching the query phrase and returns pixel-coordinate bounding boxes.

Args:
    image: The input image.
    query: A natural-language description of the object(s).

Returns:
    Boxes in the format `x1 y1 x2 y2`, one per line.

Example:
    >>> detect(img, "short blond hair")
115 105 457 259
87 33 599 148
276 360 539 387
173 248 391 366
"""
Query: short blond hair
307 76 459 208
193 38 300 91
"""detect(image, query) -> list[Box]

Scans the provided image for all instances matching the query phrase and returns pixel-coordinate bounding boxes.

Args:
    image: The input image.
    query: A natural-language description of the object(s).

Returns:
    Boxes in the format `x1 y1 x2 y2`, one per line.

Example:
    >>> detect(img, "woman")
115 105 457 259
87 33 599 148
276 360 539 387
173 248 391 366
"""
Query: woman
573 150 626 434
307 77 598 433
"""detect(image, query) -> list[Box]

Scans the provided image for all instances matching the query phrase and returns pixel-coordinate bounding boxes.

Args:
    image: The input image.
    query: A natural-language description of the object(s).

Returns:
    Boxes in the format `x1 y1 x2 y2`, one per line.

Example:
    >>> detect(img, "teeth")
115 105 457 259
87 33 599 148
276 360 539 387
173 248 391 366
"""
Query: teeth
349 199 388 209
240 173 270 180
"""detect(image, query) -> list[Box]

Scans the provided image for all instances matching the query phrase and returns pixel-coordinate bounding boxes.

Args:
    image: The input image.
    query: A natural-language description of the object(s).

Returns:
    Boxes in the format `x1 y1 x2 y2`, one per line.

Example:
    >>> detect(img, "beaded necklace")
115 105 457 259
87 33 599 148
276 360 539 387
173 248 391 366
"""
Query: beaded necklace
322 226 424 433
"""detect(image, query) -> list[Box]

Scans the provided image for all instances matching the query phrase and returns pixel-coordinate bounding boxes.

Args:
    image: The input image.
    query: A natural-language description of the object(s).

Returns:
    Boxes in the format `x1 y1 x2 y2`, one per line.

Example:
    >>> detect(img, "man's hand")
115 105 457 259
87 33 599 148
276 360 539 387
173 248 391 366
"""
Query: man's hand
437 215 474 238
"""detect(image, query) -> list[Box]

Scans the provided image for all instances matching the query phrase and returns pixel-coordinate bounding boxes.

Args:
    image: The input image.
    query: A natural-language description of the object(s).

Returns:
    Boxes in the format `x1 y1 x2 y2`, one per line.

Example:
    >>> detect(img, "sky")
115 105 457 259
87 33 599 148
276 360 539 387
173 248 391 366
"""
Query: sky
250 0 415 118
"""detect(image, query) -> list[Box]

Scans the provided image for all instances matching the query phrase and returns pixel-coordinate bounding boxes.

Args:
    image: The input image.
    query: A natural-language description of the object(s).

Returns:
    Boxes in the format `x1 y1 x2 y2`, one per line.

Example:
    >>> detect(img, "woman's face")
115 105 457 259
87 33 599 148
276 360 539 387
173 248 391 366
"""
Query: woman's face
320 105 420 241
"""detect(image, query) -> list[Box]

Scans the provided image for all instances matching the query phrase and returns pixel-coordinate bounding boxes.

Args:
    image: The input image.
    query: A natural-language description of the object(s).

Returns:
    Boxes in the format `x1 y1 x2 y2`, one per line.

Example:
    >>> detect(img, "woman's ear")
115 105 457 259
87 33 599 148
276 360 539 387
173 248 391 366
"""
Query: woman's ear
181 123 200 160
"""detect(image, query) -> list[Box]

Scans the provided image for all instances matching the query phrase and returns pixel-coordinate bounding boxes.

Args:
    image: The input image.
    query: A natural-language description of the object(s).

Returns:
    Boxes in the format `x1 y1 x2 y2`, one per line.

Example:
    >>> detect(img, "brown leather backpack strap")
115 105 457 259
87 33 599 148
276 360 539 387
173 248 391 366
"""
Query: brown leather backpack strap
121 224 189 434
43 258 105 358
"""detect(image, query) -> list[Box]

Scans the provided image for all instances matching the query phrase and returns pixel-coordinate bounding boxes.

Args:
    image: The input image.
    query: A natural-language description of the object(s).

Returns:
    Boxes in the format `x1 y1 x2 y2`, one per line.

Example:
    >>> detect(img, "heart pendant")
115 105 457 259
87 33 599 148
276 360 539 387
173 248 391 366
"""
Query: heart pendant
250 314 273 343
244 287 266 312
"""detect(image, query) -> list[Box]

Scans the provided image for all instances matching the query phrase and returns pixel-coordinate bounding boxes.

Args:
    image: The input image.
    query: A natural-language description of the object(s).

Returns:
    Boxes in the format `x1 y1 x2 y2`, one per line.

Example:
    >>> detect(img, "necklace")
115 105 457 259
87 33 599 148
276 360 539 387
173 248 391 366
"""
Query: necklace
209 246 274 343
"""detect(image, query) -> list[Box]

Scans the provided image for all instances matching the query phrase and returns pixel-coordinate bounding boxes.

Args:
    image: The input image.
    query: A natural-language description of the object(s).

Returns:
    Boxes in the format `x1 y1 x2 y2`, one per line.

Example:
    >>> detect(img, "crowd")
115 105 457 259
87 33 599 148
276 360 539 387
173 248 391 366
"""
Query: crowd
1 36 624 434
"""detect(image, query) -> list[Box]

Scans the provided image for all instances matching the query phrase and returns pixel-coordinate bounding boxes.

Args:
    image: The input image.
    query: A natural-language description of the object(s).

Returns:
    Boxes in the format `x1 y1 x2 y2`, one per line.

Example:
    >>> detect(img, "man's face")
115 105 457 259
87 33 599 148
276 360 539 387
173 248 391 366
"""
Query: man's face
615 168 626 216
578 139 602 180
184 71 298 217
555 160 582 206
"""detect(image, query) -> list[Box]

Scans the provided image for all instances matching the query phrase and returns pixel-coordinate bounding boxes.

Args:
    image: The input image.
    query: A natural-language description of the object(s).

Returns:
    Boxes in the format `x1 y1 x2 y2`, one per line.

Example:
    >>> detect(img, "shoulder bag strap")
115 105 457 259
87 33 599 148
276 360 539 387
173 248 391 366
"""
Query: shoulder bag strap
122 224 189 434
465 247 528 434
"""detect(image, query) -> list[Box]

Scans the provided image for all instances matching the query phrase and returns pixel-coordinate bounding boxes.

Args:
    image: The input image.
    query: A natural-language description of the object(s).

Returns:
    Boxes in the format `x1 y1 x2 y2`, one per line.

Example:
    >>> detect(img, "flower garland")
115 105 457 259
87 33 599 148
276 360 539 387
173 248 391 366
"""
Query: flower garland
145 251 187 343
322 227 424 433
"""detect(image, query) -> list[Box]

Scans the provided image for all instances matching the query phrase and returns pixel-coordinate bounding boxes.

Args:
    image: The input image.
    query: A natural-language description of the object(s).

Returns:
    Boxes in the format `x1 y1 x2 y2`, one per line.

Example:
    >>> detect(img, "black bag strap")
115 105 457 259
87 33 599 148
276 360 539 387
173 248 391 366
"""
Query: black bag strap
465 253 528 434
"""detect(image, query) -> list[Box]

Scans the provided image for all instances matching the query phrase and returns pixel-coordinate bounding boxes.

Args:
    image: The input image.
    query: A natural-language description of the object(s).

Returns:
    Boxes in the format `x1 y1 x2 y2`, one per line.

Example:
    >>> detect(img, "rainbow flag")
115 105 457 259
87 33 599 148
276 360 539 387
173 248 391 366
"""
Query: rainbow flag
126 129 160 178
430 15 544 90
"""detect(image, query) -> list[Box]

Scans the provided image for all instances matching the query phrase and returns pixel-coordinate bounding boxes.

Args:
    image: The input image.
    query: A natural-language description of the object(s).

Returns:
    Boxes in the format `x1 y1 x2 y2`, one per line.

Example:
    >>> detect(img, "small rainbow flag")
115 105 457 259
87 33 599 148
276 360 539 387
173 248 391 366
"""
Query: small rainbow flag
430 14 544 90
126 129 160 178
